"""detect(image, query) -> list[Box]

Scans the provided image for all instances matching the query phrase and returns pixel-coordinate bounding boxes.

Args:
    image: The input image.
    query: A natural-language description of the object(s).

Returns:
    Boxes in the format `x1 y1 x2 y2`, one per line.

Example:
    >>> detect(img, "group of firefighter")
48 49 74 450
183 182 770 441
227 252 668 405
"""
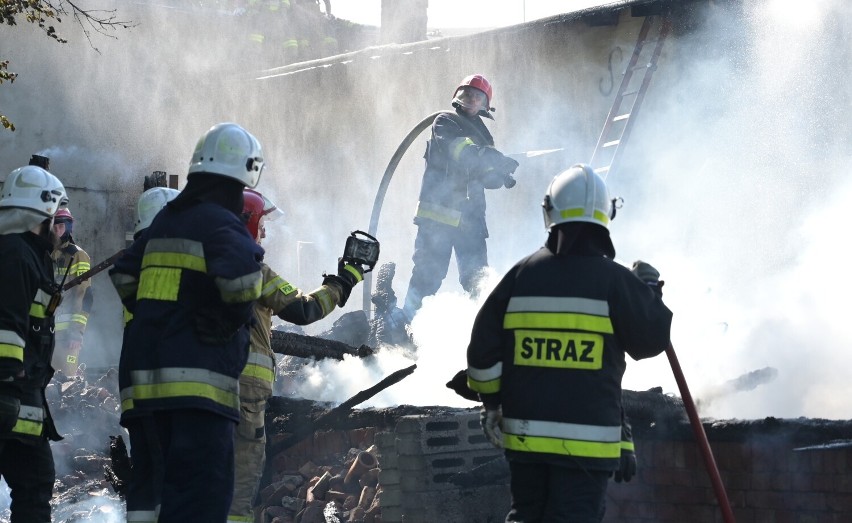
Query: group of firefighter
0 73 672 523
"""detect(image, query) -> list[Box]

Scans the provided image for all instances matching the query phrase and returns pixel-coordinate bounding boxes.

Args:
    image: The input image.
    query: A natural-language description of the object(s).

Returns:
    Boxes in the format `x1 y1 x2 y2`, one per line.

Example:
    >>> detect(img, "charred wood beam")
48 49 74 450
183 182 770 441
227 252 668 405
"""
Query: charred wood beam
270 330 374 360
269 364 416 456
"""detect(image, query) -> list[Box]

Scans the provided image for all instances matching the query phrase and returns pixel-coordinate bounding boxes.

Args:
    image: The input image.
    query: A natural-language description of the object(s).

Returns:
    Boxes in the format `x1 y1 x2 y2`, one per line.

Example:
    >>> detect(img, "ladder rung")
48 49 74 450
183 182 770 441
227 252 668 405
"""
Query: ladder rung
603 140 620 148
594 166 611 174
622 89 640 96
613 114 630 122
629 63 653 72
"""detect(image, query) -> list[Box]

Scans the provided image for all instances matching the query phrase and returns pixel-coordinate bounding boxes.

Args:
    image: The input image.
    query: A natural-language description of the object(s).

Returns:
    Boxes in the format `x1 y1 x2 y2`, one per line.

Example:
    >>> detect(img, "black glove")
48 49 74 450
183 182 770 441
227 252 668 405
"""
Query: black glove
322 259 364 307
500 156 519 175
614 447 637 483
631 260 664 296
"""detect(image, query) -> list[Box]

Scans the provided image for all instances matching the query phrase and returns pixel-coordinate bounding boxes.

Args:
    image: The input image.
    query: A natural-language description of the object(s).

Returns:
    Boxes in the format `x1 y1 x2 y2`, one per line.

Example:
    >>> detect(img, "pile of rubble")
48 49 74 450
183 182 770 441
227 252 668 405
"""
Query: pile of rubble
257 445 382 523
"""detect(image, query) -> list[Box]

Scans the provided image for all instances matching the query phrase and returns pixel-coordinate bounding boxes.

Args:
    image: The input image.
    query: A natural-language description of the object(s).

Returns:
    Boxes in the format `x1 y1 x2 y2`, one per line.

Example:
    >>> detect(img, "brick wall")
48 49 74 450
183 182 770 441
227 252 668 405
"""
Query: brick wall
374 412 852 523
605 421 852 522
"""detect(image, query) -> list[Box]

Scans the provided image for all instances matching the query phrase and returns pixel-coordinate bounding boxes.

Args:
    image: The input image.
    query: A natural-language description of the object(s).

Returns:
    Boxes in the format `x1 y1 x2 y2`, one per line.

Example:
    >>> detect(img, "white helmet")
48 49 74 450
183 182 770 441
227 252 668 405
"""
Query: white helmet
542 164 614 230
0 165 68 217
188 123 265 188
135 187 180 234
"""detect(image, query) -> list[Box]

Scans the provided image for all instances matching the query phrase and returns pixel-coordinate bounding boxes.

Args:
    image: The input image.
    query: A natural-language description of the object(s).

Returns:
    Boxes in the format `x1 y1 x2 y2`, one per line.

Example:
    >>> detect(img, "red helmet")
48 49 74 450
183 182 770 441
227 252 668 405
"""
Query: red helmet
54 208 74 223
452 74 494 118
242 188 281 240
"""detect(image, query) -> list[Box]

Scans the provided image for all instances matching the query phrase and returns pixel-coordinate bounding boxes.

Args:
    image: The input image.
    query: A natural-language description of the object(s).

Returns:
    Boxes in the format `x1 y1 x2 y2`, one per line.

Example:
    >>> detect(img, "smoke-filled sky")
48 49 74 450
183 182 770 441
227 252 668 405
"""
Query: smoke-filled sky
292 0 852 421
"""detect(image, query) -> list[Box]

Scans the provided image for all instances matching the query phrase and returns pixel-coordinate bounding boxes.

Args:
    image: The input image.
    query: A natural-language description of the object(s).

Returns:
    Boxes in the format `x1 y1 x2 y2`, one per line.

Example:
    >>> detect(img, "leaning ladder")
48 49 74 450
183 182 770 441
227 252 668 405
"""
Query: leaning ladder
589 14 672 179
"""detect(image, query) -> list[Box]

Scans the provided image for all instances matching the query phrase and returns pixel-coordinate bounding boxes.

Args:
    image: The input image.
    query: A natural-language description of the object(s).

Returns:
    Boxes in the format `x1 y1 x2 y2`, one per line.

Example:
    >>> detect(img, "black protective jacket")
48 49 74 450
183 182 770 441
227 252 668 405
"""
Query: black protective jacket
0 232 62 443
414 109 512 236
466 226 671 471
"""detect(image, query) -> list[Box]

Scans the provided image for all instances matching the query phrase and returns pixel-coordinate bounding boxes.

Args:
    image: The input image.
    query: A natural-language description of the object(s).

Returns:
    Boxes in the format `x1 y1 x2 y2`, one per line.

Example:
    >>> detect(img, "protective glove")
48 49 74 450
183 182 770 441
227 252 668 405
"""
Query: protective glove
500 156 520 175
630 260 660 284
0 395 21 433
322 258 364 307
479 406 504 449
614 415 636 483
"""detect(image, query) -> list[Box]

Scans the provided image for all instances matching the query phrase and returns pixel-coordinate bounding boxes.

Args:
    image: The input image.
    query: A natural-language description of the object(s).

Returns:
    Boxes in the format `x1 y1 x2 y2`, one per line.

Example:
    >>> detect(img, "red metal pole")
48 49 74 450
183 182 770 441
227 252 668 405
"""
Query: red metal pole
665 342 736 523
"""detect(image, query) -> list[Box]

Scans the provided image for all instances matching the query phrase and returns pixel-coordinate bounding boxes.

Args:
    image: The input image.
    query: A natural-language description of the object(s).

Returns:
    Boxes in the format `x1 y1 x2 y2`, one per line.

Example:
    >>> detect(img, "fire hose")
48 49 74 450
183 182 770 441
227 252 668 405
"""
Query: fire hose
666 342 736 522
363 111 453 315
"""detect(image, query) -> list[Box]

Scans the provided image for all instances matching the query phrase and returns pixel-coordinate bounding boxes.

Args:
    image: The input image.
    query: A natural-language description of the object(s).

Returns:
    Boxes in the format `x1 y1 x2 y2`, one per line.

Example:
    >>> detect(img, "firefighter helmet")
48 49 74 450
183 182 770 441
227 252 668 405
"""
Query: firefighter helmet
0 165 68 217
188 123 265 188
452 74 494 118
135 187 180 235
242 188 282 240
542 164 614 230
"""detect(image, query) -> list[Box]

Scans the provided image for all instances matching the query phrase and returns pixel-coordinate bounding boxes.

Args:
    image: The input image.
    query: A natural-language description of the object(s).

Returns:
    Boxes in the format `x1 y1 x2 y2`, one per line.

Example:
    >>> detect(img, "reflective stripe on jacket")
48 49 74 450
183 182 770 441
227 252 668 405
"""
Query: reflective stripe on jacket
415 110 507 235
466 247 671 471
240 263 345 402
52 241 93 342
0 231 62 443
110 201 263 423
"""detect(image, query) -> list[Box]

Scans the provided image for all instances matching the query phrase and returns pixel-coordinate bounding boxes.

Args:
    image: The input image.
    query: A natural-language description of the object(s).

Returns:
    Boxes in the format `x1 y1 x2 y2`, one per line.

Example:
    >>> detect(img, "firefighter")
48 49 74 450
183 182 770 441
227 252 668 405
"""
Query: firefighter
50 208 93 376
0 165 68 522
227 188 363 523
466 164 673 522
133 187 181 241
402 74 520 322
109 122 266 522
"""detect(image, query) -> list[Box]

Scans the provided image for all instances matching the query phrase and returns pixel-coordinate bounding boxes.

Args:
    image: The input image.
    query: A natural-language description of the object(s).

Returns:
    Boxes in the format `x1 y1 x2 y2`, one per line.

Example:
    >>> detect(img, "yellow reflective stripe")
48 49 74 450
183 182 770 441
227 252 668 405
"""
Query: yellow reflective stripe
215 271 262 303
449 137 475 162
131 382 239 411
142 252 206 273
70 261 90 276
262 276 295 297
342 264 363 283
504 434 621 458
503 312 613 334
138 267 181 301
311 287 336 316
11 419 42 436
415 201 462 227
0 344 24 362
502 418 621 458
227 517 254 523
12 405 45 437
621 440 635 452
249 33 265 44
282 39 298 49
29 303 47 318
467 375 500 394
123 307 134 326
0 330 25 350
126 368 240 411
241 363 274 383
54 321 71 331
71 313 88 326
467 362 502 393
559 208 610 226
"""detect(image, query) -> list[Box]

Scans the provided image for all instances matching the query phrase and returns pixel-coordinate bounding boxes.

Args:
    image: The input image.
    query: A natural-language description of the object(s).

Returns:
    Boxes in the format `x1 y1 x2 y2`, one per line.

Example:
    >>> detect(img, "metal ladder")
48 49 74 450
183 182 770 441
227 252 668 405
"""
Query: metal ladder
589 14 672 179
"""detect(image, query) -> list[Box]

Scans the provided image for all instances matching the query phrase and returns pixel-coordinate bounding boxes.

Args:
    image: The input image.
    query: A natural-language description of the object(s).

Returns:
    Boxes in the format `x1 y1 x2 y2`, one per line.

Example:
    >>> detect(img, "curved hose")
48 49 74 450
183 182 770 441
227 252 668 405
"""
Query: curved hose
362 111 454 316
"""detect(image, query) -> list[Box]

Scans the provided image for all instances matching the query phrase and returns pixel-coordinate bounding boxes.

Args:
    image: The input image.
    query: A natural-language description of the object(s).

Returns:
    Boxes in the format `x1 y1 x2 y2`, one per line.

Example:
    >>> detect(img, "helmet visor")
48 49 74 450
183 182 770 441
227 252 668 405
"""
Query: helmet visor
453 86 489 113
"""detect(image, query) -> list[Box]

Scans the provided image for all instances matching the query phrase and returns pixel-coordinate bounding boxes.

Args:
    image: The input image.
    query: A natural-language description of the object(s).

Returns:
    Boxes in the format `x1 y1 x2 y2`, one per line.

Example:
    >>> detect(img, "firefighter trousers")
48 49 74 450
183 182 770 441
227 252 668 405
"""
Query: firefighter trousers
0 437 55 523
505 460 609 523
227 398 267 523
403 222 487 319
125 410 236 523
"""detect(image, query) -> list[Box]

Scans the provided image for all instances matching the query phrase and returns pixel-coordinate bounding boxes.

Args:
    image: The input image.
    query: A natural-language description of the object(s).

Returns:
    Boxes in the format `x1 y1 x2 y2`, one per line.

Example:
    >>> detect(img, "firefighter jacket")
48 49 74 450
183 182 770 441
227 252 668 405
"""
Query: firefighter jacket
52 239 93 345
466 245 672 472
110 201 264 424
414 109 511 236
0 232 62 443
240 262 348 403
